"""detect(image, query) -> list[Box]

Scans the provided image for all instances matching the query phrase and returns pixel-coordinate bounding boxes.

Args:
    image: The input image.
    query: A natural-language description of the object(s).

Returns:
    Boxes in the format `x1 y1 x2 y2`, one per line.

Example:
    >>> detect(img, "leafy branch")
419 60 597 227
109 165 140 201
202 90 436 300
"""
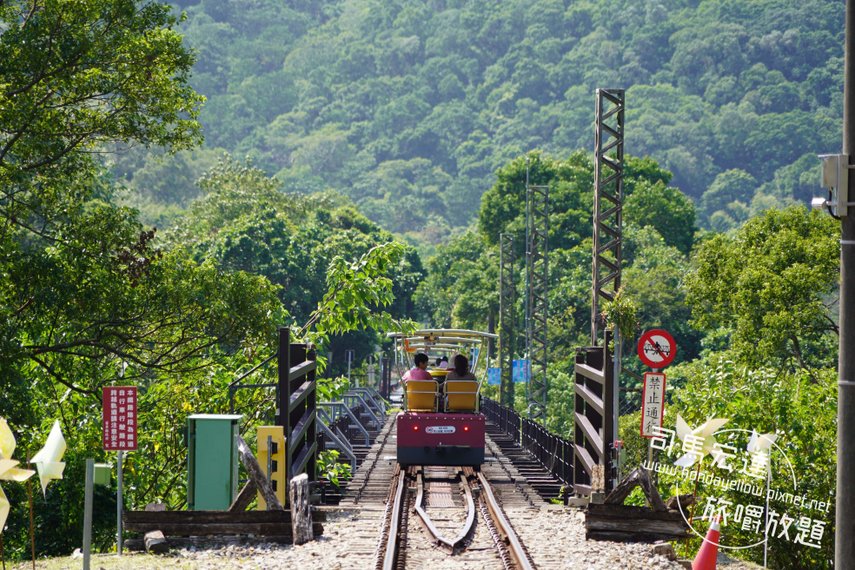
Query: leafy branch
297 241 416 354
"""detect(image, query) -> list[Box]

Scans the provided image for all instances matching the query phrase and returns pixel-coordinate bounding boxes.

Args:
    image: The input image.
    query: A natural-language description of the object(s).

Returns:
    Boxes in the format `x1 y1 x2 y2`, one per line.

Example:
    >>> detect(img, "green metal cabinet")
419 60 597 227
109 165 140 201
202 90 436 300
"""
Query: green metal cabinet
187 414 242 510
93 463 112 487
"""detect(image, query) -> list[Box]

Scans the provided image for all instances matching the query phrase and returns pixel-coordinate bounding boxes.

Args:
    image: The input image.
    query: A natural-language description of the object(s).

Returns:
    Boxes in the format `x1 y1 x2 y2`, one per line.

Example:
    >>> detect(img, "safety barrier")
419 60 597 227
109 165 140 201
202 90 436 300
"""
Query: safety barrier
227 327 317 483
482 398 521 442
317 404 363 469
573 332 616 495
482 398 572 486
316 386 388 471
276 328 318 482
521 417 573 486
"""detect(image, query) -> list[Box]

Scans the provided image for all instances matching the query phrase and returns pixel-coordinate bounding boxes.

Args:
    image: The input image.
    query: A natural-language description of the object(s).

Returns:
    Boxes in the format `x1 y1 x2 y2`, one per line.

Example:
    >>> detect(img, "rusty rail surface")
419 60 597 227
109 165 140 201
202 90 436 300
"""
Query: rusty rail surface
380 467 408 570
476 470 536 570
412 468 475 552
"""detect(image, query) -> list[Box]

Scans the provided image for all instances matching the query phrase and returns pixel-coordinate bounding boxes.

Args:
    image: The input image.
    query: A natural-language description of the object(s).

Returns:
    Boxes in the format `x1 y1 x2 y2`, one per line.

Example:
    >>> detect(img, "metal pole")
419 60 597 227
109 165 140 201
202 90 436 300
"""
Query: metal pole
499 233 516 408
83 458 94 570
612 329 621 485
525 160 532 382
116 451 123 555
837 1 855 566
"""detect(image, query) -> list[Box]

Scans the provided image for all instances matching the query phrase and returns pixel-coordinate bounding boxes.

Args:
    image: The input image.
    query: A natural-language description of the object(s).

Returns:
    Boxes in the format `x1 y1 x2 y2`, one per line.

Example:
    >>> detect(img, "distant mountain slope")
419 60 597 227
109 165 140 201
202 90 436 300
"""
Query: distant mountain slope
120 0 844 243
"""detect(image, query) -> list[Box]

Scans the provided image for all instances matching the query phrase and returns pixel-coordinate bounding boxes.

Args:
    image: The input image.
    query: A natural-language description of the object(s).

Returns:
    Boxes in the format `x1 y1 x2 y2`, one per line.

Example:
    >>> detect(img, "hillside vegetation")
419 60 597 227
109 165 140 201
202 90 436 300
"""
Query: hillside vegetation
115 0 843 244
0 1 842 567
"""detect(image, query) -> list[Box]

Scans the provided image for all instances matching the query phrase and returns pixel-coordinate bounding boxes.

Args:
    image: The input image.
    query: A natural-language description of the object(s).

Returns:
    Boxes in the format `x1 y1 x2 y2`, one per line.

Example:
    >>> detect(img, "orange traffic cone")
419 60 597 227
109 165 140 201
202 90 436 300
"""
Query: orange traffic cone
692 515 721 570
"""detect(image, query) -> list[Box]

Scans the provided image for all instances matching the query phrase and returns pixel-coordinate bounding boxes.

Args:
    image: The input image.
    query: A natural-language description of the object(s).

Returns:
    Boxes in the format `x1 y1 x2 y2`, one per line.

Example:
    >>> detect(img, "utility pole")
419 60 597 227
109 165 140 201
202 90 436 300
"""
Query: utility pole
837 1 855 566
499 233 516 408
525 159 549 423
591 88 624 462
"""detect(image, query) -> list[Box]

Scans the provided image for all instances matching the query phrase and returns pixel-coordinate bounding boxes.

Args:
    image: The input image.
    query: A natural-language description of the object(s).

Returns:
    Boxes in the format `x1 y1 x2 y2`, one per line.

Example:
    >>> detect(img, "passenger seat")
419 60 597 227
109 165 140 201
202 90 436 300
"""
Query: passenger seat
444 380 479 412
405 379 438 412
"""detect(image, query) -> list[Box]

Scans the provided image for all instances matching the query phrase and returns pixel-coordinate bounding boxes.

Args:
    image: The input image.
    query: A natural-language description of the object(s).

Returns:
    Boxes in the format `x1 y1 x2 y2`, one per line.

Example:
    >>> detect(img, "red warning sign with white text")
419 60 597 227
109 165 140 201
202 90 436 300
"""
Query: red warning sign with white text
103 386 138 451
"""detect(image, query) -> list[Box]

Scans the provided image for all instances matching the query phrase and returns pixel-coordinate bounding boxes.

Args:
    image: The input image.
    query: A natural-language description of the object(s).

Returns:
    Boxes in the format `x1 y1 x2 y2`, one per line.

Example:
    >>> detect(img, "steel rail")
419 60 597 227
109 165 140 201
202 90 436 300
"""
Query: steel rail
477 471 536 570
382 468 408 570
453 470 477 547
412 468 476 551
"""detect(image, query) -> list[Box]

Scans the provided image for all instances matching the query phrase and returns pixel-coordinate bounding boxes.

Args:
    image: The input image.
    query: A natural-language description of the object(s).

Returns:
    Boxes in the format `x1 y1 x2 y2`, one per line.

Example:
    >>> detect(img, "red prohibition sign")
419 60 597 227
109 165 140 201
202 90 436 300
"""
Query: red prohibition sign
637 329 677 369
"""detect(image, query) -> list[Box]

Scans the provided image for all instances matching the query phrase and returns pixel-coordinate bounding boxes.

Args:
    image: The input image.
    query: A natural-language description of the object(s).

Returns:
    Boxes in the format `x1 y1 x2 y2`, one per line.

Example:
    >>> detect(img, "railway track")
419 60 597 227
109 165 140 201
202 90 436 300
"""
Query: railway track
376 464 537 570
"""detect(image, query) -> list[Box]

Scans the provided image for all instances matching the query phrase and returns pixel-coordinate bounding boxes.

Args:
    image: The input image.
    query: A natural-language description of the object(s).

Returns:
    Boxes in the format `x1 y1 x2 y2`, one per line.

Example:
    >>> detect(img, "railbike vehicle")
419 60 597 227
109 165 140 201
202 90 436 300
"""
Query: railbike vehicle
388 329 497 467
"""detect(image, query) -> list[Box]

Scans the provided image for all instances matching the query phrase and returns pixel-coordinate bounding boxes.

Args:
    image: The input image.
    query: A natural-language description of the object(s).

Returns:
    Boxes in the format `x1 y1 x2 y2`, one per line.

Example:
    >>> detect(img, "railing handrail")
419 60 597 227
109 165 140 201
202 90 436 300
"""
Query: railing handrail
483 398 572 487
229 352 278 389
317 401 370 446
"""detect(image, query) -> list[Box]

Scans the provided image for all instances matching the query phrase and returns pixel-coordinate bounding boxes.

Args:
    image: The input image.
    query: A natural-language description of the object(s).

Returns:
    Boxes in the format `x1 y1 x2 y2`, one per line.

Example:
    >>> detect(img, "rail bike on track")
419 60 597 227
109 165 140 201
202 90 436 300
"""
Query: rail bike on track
387 329 497 468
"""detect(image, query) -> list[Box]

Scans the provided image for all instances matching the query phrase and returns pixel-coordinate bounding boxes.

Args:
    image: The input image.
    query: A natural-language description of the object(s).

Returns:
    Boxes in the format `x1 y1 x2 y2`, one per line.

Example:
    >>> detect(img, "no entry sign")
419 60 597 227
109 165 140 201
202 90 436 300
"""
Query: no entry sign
637 329 676 369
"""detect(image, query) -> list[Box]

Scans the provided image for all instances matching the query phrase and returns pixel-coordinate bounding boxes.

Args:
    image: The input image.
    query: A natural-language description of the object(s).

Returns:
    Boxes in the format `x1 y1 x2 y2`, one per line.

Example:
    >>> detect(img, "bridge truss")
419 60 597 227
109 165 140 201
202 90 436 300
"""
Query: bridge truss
591 88 625 345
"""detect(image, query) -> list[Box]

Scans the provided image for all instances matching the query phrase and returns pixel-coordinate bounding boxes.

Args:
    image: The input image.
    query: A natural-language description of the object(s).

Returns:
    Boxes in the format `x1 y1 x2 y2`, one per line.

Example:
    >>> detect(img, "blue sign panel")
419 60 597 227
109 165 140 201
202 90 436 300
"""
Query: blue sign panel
487 367 501 385
512 359 530 383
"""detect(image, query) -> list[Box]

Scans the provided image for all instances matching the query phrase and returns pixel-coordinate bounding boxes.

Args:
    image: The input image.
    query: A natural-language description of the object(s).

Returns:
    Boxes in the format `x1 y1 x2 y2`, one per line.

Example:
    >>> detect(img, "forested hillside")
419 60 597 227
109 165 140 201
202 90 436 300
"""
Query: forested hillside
114 0 843 244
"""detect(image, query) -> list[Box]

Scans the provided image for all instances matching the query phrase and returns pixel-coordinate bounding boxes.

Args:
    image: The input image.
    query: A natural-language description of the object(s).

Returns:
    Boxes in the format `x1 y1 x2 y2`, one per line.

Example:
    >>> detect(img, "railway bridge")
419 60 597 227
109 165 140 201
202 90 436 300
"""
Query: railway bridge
310 383 692 570
122 329 697 568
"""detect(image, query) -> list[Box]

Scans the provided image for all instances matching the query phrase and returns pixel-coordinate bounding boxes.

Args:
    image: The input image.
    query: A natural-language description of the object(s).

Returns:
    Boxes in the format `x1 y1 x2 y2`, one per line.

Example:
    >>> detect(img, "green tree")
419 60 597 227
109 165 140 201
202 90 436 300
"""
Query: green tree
622 225 701 363
700 169 758 225
624 180 697 255
0 0 203 228
414 231 498 330
669 354 836 568
114 0 845 239
171 155 425 374
685 206 839 371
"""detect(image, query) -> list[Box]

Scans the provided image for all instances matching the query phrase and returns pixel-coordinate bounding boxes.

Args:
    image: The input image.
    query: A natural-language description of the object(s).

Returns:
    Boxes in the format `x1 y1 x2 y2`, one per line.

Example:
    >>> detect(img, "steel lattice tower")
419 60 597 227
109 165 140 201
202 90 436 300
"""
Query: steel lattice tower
591 89 625 346
525 172 549 423
499 233 516 408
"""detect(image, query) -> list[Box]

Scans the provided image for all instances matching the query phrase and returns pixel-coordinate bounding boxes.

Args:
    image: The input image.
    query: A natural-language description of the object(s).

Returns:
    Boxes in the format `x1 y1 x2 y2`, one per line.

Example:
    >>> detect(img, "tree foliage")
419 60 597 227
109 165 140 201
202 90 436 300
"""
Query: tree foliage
0 0 203 230
685 206 839 370
669 354 836 567
0 2 424 560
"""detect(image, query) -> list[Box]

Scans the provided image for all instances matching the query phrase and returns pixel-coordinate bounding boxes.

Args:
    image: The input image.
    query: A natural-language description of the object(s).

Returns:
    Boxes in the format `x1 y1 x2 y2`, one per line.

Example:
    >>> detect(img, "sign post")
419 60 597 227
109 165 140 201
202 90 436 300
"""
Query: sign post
345 349 355 386
637 330 677 469
103 386 138 555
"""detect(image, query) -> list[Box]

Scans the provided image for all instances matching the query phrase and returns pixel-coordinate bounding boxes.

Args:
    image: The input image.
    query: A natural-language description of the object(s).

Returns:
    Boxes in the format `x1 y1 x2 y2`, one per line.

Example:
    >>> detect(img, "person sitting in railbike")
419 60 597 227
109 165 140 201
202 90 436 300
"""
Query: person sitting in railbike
445 354 475 380
444 354 478 412
401 352 432 383
403 352 439 412
428 354 450 387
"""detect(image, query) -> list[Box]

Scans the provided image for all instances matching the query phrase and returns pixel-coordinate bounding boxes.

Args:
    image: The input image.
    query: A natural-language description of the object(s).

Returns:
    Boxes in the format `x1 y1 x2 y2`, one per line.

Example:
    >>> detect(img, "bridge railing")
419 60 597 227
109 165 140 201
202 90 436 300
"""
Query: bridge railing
277 328 318 482
521 416 573 486
225 328 318 483
482 398 572 486
481 398 520 442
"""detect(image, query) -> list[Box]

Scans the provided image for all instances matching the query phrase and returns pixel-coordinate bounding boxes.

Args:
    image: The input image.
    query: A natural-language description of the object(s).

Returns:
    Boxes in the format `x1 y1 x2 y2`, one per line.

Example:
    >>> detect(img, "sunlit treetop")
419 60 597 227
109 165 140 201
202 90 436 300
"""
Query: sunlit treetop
0 0 203 227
